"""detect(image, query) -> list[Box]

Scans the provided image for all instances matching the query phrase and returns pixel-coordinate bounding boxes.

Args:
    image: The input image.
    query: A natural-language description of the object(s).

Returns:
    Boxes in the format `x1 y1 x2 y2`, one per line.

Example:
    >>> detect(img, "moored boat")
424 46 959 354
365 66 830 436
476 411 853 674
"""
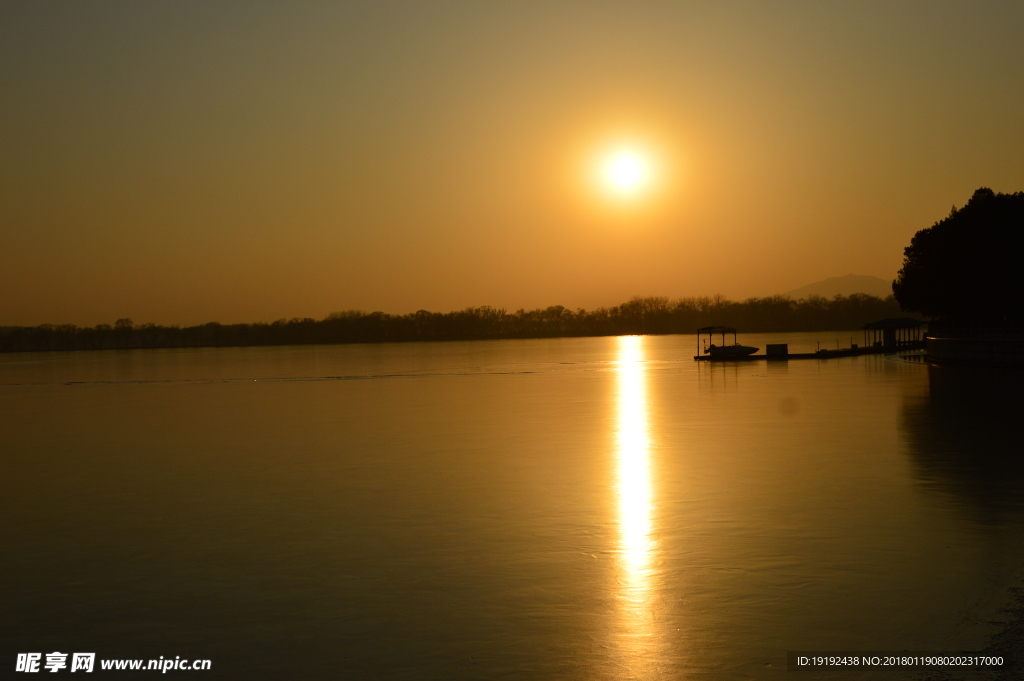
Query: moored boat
706 343 759 357
696 326 760 359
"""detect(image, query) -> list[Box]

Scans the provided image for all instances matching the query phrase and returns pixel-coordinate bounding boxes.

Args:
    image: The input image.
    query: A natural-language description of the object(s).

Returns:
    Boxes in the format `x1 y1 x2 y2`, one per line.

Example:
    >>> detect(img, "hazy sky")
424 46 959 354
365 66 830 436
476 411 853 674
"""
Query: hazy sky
3 1 1023 326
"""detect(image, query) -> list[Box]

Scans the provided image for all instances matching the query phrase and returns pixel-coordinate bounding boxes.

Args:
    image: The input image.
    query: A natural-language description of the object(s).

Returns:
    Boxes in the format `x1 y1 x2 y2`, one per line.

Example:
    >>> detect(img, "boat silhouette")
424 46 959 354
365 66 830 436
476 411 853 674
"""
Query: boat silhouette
697 326 760 358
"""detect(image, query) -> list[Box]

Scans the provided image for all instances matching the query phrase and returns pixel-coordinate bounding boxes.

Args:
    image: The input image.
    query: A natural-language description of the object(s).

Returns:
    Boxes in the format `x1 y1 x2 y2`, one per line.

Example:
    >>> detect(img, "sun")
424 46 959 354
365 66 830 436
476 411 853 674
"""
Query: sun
599 148 653 197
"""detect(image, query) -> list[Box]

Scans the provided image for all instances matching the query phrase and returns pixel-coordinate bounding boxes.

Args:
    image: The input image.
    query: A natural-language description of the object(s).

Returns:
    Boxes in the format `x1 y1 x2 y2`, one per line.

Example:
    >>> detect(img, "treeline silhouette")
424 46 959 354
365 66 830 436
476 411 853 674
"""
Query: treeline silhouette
894 187 1024 325
0 294 906 353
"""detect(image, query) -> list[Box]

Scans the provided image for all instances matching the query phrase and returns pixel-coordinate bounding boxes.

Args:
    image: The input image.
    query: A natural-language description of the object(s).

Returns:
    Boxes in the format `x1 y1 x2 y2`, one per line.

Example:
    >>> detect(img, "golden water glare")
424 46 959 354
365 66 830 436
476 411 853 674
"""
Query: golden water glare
614 335 658 669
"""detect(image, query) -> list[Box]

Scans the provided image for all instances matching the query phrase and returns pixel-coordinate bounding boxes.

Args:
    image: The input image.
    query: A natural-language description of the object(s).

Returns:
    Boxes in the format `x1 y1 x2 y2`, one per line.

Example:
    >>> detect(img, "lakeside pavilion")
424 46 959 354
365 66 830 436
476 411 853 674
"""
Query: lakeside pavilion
862 318 926 350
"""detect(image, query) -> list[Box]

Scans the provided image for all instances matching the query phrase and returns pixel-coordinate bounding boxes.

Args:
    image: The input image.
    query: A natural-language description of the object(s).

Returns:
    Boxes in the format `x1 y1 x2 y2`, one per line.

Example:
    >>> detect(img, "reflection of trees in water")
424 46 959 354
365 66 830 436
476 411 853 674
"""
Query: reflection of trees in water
902 364 1024 524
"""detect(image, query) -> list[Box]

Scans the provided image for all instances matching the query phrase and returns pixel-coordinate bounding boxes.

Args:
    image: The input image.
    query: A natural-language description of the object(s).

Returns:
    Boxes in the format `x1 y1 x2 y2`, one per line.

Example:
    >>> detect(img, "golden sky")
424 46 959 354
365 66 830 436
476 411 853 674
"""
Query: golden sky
3 1 1024 326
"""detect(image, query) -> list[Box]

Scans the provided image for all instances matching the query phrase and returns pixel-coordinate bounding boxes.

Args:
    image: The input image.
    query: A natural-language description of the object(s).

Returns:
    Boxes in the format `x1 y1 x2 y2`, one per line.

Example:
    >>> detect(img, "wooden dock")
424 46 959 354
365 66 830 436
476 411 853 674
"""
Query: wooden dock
694 341 925 361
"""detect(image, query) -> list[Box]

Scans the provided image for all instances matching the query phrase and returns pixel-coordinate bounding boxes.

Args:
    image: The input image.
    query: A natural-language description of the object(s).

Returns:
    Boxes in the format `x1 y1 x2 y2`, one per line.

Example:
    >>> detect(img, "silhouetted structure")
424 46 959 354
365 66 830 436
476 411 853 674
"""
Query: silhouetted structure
695 326 737 354
861 318 925 350
693 319 924 361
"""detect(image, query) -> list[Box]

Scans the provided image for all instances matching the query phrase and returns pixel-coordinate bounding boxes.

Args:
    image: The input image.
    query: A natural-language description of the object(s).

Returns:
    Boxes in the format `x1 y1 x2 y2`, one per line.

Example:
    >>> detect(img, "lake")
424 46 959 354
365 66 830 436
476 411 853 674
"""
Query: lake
2 332 1022 679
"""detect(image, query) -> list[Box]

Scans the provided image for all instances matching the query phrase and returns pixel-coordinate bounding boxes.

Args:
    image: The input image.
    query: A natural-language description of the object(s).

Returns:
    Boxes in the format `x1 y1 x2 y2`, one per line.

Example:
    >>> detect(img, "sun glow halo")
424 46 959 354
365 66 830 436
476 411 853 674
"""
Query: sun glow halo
599 148 653 197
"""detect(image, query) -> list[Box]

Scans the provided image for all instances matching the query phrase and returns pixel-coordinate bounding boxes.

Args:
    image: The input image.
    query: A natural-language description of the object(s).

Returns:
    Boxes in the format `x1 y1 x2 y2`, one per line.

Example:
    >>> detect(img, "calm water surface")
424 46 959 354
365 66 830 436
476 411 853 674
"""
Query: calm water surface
2 333 1023 680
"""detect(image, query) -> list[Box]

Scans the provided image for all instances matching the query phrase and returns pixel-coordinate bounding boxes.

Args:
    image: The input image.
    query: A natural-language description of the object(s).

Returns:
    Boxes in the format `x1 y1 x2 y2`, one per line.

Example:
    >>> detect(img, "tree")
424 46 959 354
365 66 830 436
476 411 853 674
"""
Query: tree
893 187 1024 325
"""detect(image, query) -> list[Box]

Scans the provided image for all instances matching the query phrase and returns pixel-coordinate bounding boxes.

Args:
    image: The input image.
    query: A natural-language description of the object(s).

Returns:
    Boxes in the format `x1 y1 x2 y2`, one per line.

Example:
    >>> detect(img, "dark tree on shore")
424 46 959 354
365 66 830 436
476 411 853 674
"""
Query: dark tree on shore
893 187 1024 325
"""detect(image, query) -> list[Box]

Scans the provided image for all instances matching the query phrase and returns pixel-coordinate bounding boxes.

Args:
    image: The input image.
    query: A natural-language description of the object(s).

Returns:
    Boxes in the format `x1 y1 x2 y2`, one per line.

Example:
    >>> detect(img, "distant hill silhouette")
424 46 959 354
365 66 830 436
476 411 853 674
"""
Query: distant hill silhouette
784 274 893 299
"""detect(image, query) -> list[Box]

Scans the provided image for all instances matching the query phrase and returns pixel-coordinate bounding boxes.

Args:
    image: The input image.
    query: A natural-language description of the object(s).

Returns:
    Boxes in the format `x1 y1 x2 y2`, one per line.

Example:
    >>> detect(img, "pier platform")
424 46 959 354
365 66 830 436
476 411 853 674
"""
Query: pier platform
694 341 925 361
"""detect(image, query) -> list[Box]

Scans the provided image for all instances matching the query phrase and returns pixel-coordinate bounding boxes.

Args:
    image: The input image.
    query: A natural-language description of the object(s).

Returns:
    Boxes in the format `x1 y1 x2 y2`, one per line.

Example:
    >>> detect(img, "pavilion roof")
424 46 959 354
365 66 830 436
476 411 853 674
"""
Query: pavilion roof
862 318 926 329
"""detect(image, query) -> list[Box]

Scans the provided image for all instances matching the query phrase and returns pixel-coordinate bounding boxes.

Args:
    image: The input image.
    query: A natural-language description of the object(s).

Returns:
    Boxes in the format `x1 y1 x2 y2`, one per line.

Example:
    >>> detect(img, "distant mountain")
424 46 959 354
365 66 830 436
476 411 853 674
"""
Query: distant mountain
784 274 893 299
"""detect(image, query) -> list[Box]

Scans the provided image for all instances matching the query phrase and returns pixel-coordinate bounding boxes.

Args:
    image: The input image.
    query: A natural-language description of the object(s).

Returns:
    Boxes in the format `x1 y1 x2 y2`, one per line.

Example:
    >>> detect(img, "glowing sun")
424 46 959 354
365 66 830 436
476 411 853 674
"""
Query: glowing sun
600 149 653 196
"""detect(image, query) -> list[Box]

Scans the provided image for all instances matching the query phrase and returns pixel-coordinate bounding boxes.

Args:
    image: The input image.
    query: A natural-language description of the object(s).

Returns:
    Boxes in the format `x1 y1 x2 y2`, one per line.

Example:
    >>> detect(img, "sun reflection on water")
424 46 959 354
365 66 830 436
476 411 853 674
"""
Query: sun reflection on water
614 335 658 671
